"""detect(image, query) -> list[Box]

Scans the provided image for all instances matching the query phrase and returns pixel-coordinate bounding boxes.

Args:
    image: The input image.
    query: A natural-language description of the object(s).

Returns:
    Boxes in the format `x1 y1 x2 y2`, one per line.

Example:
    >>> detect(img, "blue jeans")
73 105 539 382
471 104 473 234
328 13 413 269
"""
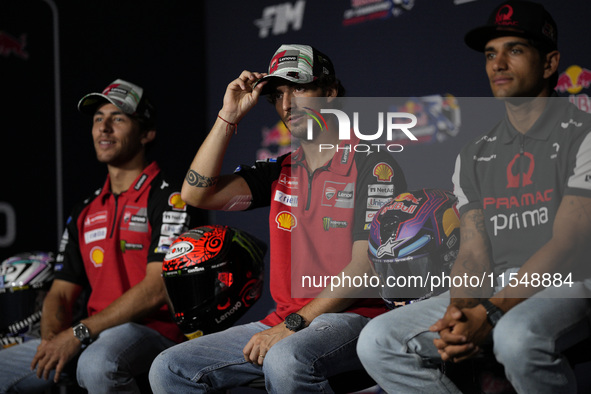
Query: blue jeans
357 283 591 394
149 313 371 393
0 339 56 394
0 323 175 394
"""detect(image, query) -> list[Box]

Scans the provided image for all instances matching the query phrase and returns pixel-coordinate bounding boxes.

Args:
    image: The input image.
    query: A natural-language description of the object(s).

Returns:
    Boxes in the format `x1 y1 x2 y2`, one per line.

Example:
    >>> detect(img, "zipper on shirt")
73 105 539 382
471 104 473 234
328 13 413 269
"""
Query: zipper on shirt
109 194 119 238
306 171 313 211
305 164 330 211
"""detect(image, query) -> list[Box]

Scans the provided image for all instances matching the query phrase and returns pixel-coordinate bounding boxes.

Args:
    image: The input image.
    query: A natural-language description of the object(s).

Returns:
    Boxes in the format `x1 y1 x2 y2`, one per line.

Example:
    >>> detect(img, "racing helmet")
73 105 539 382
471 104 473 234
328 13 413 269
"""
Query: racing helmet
162 225 266 339
0 252 54 349
368 189 460 308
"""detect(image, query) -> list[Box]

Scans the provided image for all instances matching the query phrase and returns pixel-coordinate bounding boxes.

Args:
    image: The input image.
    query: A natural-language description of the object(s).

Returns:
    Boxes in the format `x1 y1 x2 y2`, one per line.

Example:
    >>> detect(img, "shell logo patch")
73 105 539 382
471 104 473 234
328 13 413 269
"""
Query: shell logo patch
373 162 394 182
168 192 187 211
276 211 297 232
90 246 105 268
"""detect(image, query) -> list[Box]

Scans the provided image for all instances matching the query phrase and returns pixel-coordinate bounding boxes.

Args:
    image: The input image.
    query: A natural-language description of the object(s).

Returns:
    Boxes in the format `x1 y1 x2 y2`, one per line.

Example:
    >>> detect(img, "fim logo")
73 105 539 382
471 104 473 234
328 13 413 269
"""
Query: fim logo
323 217 348 231
254 0 306 39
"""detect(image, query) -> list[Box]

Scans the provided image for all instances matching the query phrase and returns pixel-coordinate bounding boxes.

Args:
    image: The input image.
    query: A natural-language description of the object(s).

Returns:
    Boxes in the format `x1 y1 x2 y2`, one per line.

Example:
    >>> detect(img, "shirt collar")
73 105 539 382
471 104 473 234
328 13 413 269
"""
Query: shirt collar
99 162 160 202
501 94 564 144
288 136 359 176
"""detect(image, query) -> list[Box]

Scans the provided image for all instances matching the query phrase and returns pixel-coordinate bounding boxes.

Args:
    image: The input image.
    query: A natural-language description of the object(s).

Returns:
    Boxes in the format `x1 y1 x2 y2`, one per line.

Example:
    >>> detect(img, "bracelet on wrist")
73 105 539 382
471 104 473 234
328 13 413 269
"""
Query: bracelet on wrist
217 114 238 136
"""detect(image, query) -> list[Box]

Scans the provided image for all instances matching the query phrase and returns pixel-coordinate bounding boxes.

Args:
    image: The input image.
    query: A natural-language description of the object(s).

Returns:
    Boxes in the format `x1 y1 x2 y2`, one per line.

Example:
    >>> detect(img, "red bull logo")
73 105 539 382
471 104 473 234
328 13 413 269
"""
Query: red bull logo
394 192 421 205
0 31 29 59
556 65 591 95
380 201 418 215
257 121 292 161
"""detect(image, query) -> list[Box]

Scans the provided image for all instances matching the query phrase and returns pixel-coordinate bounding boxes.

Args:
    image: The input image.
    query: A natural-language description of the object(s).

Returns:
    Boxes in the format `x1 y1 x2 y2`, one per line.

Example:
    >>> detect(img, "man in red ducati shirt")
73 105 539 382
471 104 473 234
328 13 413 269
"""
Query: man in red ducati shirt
0 79 203 394
149 45 407 393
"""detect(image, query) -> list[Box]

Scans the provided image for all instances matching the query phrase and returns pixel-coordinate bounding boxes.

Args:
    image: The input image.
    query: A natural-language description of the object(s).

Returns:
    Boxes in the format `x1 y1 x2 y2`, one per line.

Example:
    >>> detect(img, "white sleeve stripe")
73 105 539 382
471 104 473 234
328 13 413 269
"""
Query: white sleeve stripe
452 154 469 211
568 131 591 191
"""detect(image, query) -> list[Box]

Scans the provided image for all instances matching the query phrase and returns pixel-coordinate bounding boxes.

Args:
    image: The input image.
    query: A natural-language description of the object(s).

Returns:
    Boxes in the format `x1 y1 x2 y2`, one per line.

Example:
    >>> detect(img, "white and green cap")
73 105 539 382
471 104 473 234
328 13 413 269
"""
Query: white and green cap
255 44 336 95
77 79 155 121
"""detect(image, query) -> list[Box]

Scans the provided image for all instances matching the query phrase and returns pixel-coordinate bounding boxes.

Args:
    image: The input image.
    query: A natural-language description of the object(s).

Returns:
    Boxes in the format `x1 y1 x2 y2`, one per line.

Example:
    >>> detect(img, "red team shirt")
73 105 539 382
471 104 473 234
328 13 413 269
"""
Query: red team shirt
55 162 195 343
237 138 407 326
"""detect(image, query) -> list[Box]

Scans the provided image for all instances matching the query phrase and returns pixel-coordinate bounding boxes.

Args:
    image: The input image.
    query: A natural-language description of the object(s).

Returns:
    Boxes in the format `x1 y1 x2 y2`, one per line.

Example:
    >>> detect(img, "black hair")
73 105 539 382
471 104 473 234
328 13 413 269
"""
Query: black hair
132 114 156 134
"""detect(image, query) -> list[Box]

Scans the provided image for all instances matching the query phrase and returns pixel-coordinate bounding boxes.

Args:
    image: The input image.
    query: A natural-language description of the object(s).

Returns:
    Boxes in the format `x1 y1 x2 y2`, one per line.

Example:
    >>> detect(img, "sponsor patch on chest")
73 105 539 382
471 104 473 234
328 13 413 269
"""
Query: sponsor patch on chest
321 181 355 208
274 190 299 207
84 228 107 244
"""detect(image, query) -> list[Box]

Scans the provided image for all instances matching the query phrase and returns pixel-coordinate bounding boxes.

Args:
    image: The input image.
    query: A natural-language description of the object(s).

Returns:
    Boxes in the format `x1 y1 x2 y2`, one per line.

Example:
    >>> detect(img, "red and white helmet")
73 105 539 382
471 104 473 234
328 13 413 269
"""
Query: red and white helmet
162 225 266 339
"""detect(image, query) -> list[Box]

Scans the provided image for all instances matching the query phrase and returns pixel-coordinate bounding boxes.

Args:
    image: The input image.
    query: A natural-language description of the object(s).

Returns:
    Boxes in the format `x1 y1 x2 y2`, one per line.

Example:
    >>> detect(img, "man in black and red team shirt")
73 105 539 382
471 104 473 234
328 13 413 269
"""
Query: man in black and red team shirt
0 79 204 394
149 44 407 393
357 1 591 393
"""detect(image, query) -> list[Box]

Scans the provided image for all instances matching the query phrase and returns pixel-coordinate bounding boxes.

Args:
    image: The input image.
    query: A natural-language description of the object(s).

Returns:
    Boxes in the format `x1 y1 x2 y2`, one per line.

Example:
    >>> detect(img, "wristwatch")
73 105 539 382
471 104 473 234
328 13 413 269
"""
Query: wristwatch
284 313 306 332
480 299 504 328
73 322 92 345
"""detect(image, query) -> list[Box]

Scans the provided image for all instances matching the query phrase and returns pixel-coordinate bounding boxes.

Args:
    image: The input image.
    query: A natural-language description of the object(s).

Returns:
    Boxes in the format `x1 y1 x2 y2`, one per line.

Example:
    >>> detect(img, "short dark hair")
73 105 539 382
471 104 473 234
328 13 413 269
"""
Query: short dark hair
132 114 156 134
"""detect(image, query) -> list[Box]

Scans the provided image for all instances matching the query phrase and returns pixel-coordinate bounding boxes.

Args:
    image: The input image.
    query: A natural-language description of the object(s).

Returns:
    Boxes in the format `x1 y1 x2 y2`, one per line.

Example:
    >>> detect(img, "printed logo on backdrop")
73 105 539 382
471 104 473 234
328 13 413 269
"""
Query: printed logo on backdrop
0 31 29 59
556 65 591 113
388 95 461 145
257 121 293 160
343 0 415 27
254 0 306 38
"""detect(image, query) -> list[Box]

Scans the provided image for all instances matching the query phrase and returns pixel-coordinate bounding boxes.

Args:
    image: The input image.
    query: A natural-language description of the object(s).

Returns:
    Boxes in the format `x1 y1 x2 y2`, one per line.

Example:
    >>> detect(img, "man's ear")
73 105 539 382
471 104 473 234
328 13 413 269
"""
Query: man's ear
325 84 338 103
544 50 560 80
141 129 156 145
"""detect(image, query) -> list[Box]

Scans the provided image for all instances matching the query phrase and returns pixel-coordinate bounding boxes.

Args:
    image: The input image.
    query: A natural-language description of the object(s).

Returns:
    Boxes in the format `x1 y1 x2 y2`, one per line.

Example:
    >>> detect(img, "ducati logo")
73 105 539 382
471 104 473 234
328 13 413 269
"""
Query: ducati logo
325 187 336 200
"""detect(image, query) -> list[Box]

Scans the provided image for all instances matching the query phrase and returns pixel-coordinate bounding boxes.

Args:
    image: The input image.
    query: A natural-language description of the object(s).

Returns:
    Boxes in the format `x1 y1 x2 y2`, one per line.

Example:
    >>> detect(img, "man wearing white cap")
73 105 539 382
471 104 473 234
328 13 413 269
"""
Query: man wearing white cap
149 44 407 393
0 79 201 393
